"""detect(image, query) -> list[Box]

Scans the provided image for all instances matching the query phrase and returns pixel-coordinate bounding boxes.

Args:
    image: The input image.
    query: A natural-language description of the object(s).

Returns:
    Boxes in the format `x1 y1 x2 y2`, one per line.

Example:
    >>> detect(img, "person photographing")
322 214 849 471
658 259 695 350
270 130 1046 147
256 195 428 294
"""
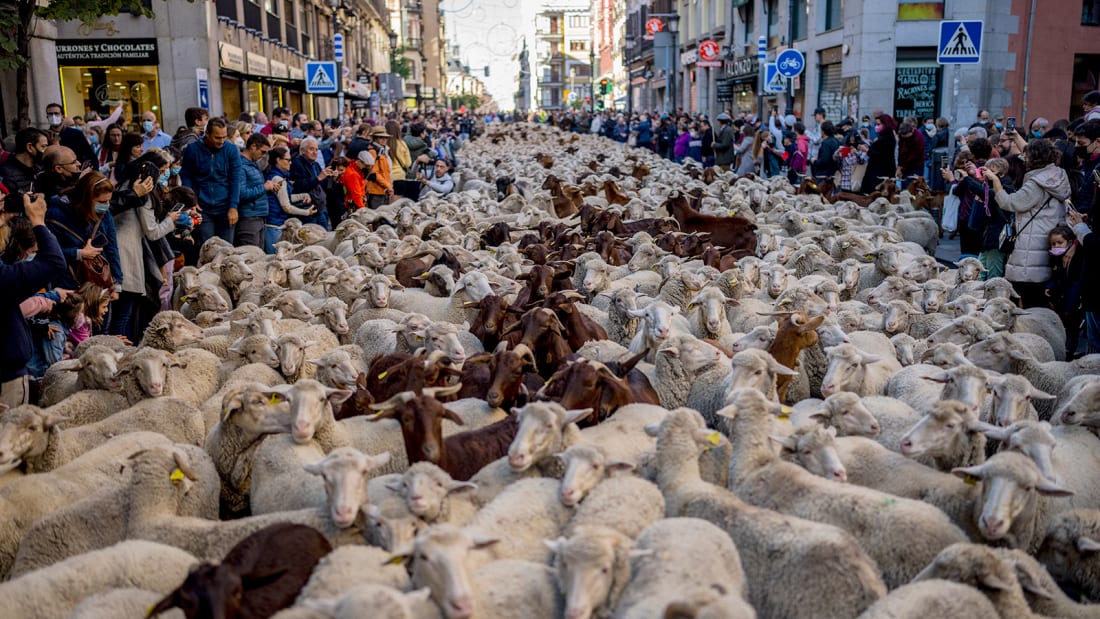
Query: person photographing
417 159 454 199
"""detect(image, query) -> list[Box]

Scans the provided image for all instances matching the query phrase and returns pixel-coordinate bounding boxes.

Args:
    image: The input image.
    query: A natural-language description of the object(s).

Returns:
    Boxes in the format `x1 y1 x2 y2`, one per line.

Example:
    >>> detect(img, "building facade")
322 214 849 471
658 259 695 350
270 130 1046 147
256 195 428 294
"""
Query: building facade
3 0 398 133
535 2 594 110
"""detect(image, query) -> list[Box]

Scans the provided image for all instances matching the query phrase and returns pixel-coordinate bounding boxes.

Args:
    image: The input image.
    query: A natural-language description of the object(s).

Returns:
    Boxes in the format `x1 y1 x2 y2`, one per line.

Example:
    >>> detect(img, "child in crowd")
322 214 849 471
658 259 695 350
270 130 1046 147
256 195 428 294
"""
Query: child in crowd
1045 224 1086 359
965 157 1015 279
834 132 869 191
26 291 83 377
68 282 110 350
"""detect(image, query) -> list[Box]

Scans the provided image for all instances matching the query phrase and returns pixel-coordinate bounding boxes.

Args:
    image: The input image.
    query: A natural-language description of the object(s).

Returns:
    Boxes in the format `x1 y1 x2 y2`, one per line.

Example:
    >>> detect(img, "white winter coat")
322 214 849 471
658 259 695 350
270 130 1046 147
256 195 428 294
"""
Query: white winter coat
995 163 1070 283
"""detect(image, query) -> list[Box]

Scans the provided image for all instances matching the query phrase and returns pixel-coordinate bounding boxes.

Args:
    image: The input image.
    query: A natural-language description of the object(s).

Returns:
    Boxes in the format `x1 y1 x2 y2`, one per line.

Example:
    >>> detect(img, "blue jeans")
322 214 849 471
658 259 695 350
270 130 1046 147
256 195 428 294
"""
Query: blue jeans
195 211 234 246
264 225 282 254
109 291 140 340
1086 312 1100 353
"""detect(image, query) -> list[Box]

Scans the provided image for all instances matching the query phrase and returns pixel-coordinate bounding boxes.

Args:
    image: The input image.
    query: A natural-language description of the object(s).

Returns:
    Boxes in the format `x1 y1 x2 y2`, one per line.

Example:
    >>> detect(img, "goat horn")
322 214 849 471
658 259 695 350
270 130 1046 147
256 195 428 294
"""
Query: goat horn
423 383 463 398
369 391 419 413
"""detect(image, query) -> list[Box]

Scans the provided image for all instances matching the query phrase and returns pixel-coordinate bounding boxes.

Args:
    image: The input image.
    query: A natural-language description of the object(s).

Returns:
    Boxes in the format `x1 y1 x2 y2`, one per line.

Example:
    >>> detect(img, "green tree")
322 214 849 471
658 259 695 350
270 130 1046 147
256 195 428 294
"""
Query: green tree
390 46 412 80
0 0 191 130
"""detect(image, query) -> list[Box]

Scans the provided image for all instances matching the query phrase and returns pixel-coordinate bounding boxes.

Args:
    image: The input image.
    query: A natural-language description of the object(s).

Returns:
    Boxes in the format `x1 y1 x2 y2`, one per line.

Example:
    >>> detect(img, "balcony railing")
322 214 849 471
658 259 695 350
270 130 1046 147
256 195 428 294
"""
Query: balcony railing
405 37 422 50
405 0 422 12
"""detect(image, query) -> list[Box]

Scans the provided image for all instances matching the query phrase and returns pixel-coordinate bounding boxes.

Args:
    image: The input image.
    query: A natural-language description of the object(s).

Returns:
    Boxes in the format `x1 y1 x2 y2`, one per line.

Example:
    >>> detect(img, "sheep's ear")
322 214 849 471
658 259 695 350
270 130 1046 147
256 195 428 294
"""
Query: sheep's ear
629 548 655 559
769 435 798 452
1010 558 1055 599
64 361 83 372
563 408 594 425
1008 348 1032 361
807 409 830 422
365 452 392 471
302 460 325 476
1035 479 1074 497
767 357 799 377
543 536 564 555
468 531 501 550
693 429 725 448
626 308 647 318
147 589 182 618
447 480 478 494
657 347 679 358
324 387 353 406
951 464 986 483
858 353 883 366
1077 537 1100 554
1028 386 1056 401
41 413 67 429
606 460 635 474
383 543 414 567
643 422 661 437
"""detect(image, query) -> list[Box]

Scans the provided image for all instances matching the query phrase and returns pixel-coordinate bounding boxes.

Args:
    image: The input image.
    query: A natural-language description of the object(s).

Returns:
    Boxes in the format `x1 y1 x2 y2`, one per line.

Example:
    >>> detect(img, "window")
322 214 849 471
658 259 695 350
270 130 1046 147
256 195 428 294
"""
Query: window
568 15 589 29
1086 0 1100 25
825 0 843 31
570 40 587 52
740 1 754 45
793 0 808 40
284 0 295 24
767 0 779 44
265 0 277 15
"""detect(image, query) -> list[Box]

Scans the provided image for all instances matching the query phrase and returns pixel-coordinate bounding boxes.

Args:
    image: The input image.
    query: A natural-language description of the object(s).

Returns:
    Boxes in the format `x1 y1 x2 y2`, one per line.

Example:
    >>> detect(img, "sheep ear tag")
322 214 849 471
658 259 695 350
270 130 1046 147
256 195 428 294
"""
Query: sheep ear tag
268 394 281 405
963 474 978 486
705 432 721 447
170 468 186 485
778 406 793 421
377 371 388 380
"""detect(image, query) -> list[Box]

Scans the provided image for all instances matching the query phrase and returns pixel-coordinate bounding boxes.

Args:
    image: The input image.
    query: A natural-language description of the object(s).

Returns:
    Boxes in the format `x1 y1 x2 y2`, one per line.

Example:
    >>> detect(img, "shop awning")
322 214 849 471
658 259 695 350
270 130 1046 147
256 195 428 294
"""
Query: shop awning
219 68 368 100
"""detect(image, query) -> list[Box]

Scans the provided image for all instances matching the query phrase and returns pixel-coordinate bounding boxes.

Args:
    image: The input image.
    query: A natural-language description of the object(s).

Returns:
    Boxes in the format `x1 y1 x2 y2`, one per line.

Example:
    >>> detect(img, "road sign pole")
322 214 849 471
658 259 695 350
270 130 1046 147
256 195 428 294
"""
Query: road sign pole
757 36 766 125
333 30 344 118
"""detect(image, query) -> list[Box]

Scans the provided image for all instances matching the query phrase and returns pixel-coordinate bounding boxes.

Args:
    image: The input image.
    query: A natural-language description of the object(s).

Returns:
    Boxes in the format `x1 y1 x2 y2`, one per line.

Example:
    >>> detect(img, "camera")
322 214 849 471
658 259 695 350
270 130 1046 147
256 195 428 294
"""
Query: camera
171 203 194 240
1 187 27 215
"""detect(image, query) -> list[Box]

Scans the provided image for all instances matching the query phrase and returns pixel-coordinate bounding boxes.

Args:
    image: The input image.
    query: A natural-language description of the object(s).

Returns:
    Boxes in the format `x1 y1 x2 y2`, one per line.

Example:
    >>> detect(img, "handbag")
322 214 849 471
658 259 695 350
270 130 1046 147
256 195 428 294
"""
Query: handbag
998 195 1053 255
47 217 115 290
942 192 961 233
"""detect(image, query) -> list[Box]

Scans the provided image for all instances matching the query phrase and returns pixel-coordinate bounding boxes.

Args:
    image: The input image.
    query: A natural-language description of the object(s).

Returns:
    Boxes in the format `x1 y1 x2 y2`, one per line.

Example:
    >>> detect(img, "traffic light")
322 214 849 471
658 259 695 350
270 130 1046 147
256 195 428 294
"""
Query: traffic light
599 78 609 95
585 96 591 103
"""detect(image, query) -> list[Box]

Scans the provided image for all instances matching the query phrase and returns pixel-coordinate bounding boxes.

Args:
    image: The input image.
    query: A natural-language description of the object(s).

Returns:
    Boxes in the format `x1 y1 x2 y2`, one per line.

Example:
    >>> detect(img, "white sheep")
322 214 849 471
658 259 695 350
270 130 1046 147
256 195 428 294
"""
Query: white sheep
856 580 1000 618
684 285 739 349
627 299 692 362
1037 509 1100 603
557 444 665 539
39 345 123 406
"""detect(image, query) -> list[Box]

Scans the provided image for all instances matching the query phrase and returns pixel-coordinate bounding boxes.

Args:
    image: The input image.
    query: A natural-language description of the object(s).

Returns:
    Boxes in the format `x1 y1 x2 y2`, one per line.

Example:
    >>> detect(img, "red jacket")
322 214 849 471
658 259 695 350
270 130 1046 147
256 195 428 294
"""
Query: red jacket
898 131 926 175
341 164 367 209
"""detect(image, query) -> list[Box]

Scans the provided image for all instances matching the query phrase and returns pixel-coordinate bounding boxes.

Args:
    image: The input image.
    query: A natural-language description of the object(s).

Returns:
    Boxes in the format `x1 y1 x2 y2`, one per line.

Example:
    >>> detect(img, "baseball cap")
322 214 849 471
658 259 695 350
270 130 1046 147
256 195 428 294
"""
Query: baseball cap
358 150 375 166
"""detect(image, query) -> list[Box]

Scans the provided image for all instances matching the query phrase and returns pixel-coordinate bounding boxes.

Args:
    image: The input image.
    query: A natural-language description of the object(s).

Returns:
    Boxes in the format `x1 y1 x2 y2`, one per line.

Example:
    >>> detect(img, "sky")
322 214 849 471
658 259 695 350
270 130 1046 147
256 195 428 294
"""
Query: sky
441 0 534 109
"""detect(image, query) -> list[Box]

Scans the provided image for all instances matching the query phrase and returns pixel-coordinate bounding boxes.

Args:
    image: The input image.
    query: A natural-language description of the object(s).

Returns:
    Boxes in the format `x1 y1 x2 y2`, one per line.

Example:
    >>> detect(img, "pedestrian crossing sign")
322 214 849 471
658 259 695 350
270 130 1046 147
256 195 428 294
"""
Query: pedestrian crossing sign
764 63 786 93
938 20 982 64
306 61 338 94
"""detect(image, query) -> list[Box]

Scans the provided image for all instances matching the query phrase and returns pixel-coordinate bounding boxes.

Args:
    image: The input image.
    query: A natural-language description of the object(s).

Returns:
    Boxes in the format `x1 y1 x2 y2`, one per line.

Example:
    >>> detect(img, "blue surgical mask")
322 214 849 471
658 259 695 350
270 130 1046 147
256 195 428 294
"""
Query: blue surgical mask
20 252 36 263
94 202 110 214
89 134 99 145
159 171 170 186
925 123 935 132
994 122 1003 129
1033 130 1044 138
170 166 181 176
279 120 289 129
142 120 155 133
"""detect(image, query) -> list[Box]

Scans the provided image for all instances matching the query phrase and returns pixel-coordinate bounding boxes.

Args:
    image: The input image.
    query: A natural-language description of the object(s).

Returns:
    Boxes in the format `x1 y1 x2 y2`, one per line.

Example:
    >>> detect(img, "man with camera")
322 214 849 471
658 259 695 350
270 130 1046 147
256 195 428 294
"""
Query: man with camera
0 189 68 408
0 128 48 193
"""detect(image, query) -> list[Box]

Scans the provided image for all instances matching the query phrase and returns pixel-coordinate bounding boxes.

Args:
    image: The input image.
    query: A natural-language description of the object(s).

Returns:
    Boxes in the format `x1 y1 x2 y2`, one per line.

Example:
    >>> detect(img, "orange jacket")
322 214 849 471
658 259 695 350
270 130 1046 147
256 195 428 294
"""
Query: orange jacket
341 164 366 209
365 144 392 195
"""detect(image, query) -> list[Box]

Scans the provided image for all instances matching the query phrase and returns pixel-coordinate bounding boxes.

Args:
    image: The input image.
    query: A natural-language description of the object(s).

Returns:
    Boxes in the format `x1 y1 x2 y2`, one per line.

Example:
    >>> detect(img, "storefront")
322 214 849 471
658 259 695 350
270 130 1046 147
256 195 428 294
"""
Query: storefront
893 49 941 123
56 38 161 129
219 42 247 118
817 47 844 123
721 55 758 116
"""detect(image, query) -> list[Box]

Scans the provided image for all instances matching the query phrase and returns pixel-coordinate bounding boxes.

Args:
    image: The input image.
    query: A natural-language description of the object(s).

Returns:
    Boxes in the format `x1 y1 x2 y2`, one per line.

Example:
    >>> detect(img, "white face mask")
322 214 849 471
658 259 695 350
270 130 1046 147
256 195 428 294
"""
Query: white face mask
233 136 245 148
47 114 63 126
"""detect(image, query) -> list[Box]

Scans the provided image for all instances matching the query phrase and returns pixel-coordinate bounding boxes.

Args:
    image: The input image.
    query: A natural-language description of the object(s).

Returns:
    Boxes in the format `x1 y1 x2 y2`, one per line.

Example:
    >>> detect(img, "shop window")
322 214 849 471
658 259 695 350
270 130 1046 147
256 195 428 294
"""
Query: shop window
59 65 161 131
1086 0 1100 26
246 80 264 114
221 77 243 119
570 41 587 52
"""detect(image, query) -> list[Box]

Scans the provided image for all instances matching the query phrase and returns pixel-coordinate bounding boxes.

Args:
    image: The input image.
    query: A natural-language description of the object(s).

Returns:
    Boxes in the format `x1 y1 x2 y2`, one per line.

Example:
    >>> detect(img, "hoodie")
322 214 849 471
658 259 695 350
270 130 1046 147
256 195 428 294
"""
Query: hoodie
994 163 1070 283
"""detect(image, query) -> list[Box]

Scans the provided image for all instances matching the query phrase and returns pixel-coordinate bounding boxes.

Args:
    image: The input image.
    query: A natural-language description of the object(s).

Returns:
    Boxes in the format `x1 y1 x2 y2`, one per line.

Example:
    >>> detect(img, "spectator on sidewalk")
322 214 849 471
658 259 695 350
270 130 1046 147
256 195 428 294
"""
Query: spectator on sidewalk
180 117 241 244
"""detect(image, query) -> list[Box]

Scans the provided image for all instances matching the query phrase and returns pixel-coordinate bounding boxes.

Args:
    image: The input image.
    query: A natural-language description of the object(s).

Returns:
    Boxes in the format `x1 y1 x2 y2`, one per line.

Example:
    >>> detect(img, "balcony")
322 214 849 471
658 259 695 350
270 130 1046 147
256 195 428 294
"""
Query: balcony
405 37 422 50
405 0 422 13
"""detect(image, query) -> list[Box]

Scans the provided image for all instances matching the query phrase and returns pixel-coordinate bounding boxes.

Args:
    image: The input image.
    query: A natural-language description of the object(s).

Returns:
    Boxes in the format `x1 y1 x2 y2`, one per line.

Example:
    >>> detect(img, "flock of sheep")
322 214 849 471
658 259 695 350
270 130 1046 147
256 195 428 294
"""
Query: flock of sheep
0 123 1098 619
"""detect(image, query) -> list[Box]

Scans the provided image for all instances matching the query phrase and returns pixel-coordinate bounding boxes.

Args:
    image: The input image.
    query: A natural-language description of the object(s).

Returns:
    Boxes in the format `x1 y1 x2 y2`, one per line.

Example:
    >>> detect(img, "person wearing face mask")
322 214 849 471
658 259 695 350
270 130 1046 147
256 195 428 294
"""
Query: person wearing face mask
44 102 105 166
0 128 48 193
260 107 291 137
44 171 123 303
1028 117 1050 140
0 188 67 408
1073 120 1100 214
140 112 171 152
1043 224 1085 359
33 145 83 203
859 114 898 194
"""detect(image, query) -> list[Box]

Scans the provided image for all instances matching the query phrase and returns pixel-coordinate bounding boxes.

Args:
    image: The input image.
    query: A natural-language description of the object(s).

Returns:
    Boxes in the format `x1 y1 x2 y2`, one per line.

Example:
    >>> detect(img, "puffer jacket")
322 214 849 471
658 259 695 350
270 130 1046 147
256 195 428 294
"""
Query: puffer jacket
995 163 1070 283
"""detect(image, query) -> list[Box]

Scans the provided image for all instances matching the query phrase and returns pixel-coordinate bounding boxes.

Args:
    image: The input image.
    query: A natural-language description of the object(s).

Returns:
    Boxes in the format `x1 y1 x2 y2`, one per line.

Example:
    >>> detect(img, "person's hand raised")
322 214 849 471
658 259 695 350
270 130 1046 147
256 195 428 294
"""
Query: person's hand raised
24 192 47 227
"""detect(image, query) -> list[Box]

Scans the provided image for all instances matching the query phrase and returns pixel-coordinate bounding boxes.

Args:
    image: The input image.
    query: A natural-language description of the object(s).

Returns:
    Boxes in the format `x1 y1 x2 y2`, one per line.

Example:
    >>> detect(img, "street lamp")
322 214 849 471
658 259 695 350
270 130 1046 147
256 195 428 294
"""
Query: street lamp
667 14 679 116
624 38 636 115
589 49 596 112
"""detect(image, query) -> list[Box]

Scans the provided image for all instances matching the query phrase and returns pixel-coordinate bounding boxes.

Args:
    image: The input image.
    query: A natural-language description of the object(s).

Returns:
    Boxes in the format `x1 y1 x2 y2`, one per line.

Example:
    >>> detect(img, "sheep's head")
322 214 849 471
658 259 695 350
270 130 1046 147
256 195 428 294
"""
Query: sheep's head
988 375 1055 428
809 392 880 437
144 311 204 350
387 461 477 522
775 425 847 482
309 349 360 391
556 444 634 507
544 525 640 619
899 400 980 459
228 334 280 369
304 447 391 528
74 345 124 391
507 402 592 472
118 348 183 398
0 406 64 474
387 525 499 619
264 379 352 444
951 452 1072 542
220 383 291 435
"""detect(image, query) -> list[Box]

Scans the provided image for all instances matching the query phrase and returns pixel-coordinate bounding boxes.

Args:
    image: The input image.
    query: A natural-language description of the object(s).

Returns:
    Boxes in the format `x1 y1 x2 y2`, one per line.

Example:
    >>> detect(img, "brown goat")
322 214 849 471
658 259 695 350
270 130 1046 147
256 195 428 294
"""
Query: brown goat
542 358 659 425
502 307 574 379
464 294 514 351
765 311 826 403
454 342 537 410
601 180 631 206
662 190 757 257
369 384 518 481
149 523 331 618
366 349 461 403
541 290 609 350
335 372 374 420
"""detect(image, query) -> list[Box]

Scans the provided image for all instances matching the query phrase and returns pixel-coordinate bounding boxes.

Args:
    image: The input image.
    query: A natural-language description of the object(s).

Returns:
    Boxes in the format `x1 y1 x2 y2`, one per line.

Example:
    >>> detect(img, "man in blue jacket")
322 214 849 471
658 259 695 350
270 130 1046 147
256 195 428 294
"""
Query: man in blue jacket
236 133 273 249
0 190 68 408
180 117 241 245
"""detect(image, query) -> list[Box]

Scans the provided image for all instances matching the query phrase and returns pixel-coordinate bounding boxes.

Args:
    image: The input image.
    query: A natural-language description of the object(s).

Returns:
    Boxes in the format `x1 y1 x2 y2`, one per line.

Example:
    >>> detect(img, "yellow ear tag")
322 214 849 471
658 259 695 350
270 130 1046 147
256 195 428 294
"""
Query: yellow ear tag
963 475 978 486
386 555 407 566
706 432 721 446
170 468 185 484
268 394 281 405
778 405 793 421
801 218 808 223
841 242 850 247
865 254 874 260
377 371 388 380
146 605 156 616
415 336 424 341
729 210 737 216
687 303 695 311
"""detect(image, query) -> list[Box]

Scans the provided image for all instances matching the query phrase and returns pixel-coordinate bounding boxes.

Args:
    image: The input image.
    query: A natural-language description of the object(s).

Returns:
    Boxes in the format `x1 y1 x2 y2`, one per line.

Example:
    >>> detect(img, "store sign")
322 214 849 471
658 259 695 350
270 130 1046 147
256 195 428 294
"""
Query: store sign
698 39 722 68
270 60 289 79
725 56 759 79
219 42 245 72
247 52 269 77
289 66 304 80
644 17 663 40
716 78 734 102
56 38 158 66
894 65 940 121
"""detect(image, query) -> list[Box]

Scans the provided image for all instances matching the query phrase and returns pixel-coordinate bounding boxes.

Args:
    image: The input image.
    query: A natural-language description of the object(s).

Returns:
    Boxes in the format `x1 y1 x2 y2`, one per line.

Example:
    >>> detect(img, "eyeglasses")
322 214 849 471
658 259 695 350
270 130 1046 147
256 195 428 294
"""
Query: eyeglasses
280 157 292 162
59 160 79 167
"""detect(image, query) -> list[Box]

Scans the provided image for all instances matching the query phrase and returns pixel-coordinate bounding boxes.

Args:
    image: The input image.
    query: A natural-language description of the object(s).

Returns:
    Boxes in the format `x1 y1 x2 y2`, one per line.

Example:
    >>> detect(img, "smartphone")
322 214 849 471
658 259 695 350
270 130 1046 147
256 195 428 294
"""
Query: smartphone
169 202 186 213
1007 117 1016 130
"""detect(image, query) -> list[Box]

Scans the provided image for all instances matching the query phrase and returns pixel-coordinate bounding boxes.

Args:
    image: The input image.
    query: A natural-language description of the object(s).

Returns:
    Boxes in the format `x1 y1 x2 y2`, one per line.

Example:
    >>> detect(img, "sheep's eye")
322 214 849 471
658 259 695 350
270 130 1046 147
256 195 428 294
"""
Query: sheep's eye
946 423 956 429
802 449 814 456
841 410 849 416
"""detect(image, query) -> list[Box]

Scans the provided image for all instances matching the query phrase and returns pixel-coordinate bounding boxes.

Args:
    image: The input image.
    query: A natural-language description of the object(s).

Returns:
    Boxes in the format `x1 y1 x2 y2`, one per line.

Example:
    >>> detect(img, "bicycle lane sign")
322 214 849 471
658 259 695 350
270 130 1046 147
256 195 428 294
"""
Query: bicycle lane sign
775 49 805 78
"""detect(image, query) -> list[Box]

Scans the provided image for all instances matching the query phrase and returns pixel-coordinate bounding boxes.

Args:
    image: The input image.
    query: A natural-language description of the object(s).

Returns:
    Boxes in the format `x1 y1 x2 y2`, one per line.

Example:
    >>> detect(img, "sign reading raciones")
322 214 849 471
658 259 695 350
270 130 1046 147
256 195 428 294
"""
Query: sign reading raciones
56 38 158 66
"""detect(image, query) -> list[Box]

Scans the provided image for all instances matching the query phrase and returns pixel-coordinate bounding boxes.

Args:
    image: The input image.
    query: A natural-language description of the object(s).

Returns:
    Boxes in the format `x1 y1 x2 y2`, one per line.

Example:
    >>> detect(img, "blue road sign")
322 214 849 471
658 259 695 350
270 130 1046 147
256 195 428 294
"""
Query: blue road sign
334 33 344 62
764 63 785 93
775 48 805 78
757 36 767 60
196 68 209 109
938 20 983 64
306 61 339 94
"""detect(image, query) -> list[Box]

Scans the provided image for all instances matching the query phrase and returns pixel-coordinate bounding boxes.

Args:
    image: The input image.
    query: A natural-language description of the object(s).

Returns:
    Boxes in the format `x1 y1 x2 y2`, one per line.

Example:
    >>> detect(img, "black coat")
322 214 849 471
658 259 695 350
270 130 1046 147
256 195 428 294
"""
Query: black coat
0 225 68 383
860 132 897 194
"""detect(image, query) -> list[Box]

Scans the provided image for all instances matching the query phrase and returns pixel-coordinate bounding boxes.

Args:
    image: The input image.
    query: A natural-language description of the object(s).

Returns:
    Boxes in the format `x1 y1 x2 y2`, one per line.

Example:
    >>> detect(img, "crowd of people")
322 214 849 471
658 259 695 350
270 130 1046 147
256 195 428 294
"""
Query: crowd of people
540 93 1100 359
0 103 484 407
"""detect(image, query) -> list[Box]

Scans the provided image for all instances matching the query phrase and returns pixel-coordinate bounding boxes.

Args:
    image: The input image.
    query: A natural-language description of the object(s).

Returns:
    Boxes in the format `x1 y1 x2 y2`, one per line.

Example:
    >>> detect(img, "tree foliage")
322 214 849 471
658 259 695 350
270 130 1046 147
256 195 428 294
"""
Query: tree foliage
390 46 412 80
